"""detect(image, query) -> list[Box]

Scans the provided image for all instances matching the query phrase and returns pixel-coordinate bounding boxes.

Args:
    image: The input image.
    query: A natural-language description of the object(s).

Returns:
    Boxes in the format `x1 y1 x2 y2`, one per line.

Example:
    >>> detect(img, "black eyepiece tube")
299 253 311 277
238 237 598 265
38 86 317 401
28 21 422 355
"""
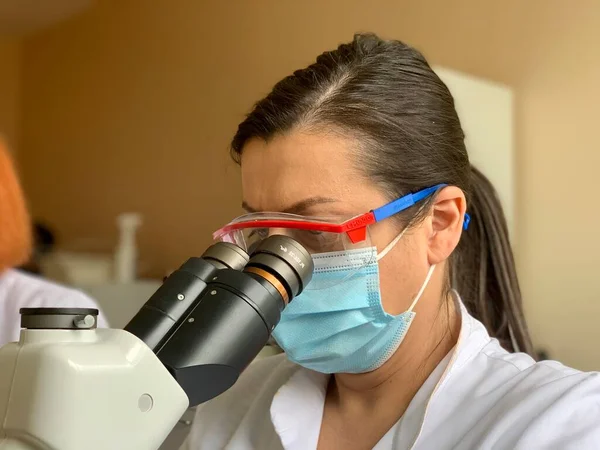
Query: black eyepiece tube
123 242 249 351
156 235 313 407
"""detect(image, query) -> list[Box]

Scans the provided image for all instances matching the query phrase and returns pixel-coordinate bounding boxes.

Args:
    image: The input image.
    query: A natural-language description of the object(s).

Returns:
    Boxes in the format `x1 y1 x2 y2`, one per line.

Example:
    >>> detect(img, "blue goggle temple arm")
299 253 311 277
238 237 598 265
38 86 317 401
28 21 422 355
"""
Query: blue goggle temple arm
372 184 471 231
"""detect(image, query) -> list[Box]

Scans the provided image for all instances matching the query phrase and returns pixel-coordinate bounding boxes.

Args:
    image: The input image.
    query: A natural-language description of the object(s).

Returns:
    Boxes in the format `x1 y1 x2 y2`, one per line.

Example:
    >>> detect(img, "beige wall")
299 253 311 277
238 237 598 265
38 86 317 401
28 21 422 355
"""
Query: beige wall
15 0 600 368
516 4 600 371
15 0 542 273
0 37 20 152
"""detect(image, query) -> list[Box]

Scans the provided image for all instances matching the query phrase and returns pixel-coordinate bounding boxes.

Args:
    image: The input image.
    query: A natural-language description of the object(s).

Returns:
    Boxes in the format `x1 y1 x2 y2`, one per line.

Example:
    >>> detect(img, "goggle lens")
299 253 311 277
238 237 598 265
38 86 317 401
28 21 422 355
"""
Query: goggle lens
214 225 376 290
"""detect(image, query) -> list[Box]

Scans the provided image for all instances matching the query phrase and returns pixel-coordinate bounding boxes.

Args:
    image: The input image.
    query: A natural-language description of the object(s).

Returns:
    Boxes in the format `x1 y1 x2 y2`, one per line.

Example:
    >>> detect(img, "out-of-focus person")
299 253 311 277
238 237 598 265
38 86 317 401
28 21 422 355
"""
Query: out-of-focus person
0 138 108 345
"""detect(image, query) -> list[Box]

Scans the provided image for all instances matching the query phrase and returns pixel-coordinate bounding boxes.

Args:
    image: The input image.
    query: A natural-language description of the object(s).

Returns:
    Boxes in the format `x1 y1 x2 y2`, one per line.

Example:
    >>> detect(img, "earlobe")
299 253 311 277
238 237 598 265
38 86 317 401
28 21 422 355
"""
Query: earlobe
427 187 466 265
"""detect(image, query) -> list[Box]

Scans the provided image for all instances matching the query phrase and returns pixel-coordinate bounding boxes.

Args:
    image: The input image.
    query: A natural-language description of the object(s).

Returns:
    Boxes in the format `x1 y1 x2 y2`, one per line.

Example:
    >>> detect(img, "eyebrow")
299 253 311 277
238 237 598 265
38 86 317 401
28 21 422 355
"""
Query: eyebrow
242 196 338 215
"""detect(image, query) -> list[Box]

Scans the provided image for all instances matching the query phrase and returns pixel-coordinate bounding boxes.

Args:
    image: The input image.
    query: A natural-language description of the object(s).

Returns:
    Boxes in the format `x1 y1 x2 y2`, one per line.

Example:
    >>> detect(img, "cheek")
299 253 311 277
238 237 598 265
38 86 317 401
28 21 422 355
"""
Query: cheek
377 235 430 315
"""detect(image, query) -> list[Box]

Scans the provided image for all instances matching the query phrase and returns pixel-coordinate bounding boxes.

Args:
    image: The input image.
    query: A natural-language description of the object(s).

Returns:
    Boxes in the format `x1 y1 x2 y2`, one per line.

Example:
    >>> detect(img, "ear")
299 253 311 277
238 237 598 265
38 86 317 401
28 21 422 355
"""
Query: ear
427 186 466 265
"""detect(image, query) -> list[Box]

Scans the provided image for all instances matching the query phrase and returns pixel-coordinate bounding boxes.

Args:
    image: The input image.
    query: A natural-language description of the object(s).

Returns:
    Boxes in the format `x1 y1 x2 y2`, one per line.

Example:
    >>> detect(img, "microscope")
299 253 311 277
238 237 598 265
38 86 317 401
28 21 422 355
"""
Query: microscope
0 235 313 450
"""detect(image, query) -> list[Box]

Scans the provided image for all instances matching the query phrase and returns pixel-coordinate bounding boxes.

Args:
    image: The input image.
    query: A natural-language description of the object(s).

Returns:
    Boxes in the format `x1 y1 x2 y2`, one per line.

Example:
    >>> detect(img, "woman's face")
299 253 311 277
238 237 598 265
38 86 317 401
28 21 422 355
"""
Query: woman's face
239 129 449 315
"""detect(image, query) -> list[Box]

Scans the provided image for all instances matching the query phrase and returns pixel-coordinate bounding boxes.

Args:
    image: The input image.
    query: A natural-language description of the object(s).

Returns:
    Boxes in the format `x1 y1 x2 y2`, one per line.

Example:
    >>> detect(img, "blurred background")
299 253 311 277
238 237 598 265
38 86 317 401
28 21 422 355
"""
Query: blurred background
0 0 598 376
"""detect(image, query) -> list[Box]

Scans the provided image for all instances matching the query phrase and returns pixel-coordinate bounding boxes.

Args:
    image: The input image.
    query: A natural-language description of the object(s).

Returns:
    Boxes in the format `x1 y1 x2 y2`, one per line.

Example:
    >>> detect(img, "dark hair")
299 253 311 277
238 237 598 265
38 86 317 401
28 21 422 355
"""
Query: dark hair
230 33 533 355
452 167 533 354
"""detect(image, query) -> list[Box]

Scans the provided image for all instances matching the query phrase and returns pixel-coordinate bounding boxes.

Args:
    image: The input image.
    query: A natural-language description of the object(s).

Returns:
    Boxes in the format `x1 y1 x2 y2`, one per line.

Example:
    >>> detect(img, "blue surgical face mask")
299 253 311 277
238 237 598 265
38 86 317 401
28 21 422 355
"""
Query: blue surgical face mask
272 229 436 374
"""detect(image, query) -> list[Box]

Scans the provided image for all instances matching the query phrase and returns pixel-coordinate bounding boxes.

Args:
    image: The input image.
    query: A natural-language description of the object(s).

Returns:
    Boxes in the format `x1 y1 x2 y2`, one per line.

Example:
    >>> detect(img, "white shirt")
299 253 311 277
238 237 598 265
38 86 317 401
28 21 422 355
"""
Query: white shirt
181 298 600 449
0 269 108 345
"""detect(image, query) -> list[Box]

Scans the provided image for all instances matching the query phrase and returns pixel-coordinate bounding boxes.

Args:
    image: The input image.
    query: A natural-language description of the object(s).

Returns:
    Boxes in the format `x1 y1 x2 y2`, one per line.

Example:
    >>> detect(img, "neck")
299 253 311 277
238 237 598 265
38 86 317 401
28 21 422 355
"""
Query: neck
328 289 461 414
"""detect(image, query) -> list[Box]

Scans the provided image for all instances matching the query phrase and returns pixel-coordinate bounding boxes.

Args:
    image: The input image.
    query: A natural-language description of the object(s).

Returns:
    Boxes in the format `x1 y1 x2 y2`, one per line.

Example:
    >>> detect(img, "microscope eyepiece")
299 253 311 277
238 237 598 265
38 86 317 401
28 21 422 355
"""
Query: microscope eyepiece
244 235 313 302
201 241 249 270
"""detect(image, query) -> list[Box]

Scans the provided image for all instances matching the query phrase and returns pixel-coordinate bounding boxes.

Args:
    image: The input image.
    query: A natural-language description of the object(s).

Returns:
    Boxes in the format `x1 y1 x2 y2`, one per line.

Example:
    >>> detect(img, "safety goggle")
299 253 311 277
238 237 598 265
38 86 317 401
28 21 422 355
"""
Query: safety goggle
213 183 469 266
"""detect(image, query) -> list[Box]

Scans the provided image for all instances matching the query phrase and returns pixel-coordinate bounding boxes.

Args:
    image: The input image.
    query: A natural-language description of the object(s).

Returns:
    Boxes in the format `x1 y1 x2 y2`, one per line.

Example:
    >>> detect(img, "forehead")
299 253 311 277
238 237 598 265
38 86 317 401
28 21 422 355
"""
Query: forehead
240 130 383 215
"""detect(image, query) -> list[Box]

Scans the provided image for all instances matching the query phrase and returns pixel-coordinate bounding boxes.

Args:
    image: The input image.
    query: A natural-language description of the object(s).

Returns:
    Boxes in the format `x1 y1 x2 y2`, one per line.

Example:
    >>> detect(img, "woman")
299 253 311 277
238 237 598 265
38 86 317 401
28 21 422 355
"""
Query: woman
182 34 599 449
0 139 107 346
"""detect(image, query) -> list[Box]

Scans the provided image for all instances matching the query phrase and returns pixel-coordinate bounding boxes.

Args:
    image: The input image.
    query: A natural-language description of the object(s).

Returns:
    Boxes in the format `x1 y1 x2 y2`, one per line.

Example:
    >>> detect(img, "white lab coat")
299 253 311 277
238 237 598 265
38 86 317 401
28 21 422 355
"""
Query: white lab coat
181 295 600 449
0 269 108 346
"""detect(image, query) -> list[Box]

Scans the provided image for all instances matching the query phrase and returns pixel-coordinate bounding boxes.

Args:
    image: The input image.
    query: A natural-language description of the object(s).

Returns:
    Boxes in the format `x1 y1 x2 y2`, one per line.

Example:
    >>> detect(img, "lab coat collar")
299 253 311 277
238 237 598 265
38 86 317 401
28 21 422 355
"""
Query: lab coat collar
269 291 492 450
270 366 327 449
449 292 490 372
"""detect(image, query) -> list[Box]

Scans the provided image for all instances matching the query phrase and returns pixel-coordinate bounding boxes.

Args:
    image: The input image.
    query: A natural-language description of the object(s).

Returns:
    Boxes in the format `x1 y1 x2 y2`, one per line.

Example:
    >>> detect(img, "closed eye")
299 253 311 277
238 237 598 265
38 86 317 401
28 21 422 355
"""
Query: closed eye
248 228 269 239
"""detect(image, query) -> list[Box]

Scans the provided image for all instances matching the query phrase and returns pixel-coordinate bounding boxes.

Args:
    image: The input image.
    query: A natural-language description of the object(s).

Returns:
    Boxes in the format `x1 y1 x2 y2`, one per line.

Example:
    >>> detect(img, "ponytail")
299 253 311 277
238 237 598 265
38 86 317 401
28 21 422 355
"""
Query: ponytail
452 165 534 356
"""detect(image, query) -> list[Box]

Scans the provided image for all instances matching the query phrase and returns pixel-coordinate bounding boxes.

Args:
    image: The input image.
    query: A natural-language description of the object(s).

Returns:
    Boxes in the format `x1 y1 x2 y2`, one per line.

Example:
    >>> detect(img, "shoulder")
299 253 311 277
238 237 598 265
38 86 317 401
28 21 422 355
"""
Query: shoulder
512 364 600 448
182 353 296 449
477 337 592 394
446 336 600 448
455 301 590 393
495 353 600 448
0 269 108 329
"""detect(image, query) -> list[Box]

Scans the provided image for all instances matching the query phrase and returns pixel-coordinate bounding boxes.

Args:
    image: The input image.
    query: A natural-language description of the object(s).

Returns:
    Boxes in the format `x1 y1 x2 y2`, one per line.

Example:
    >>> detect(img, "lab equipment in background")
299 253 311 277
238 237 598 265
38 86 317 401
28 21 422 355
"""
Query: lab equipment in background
0 235 313 450
37 212 144 286
34 213 159 328
39 250 113 285
114 212 143 283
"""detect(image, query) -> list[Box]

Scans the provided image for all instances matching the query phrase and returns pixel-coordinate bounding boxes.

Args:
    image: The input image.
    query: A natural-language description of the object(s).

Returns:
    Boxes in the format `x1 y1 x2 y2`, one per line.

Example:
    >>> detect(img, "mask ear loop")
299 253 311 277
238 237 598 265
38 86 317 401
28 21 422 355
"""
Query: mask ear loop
408 264 436 312
373 221 436 313
376 226 408 261
376 196 435 262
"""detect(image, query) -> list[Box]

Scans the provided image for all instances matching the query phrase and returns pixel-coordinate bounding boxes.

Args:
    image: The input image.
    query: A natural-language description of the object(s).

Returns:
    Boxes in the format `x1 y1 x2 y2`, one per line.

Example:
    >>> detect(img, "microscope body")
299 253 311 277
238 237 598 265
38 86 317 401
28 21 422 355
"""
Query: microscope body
0 236 313 450
0 326 187 450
